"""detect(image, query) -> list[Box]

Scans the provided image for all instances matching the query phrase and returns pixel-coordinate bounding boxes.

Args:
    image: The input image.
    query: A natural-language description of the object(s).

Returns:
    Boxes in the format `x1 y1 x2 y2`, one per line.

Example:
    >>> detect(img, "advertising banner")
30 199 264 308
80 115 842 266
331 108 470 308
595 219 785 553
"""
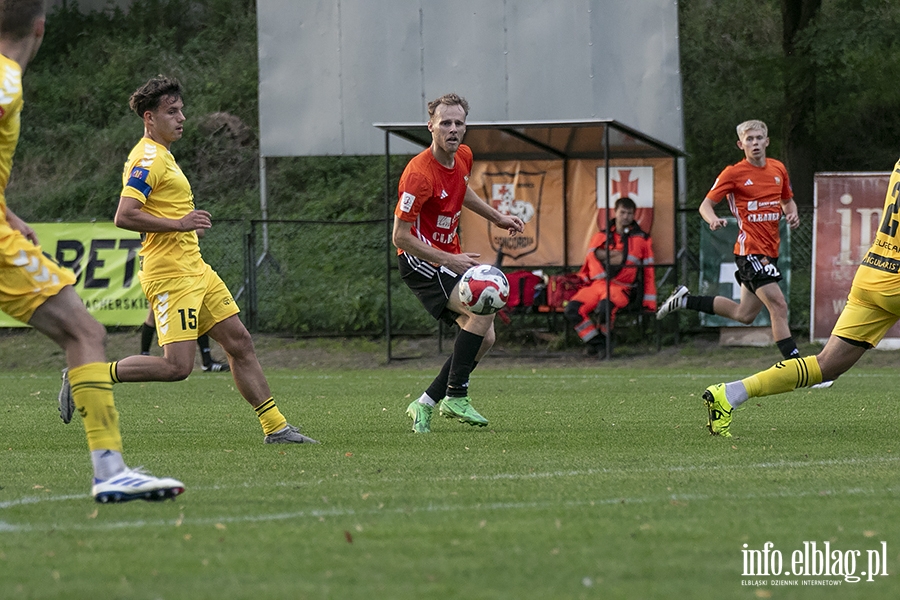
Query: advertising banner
466 161 564 266
0 223 148 327
462 158 675 268
812 173 896 346
699 218 790 328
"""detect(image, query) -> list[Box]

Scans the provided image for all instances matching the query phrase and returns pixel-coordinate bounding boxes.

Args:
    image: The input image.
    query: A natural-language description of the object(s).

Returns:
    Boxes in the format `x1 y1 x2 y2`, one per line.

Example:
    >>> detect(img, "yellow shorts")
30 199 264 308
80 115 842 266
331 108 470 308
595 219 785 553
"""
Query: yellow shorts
0 225 77 323
831 284 900 348
140 262 240 346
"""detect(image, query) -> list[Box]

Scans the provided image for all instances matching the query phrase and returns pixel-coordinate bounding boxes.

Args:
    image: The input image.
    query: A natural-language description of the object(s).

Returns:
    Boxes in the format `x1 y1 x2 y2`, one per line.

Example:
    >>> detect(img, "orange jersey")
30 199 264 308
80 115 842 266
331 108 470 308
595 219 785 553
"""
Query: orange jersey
395 144 473 255
707 158 792 257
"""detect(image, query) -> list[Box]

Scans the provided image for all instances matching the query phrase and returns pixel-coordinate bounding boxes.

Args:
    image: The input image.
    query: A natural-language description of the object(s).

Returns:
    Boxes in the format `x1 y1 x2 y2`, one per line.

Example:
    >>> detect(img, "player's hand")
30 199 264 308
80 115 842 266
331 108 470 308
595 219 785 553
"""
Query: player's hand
179 210 212 232
6 210 38 244
445 252 481 275
708 218 727 231
497 214 525 236
785 212 800 229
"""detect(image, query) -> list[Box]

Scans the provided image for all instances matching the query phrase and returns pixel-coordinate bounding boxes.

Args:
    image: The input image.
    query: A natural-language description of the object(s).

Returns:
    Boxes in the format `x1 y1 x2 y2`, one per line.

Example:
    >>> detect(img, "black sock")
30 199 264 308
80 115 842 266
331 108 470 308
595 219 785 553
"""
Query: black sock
685 295 716 314
140 323 155 354
446 330 484 398
425 357 480 401
776 336 800 359
425 356 453 401
198 334 212 366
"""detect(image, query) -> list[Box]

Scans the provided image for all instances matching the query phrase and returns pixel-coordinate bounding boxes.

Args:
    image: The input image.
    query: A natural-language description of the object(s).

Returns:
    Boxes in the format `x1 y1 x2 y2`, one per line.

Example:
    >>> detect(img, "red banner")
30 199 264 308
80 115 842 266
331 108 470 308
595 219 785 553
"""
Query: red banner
812 173 900 346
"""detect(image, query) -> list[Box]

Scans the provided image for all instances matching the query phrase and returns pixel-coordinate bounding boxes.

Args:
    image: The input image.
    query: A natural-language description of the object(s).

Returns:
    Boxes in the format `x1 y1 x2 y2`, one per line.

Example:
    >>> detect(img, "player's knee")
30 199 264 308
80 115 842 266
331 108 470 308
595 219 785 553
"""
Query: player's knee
69 315 108 348
167 361 194 381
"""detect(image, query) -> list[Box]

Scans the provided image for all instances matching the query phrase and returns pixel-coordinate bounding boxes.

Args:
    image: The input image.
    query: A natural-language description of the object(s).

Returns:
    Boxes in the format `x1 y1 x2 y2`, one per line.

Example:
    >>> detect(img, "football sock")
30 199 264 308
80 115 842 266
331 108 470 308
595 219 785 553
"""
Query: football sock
198 334 212 367
446 330 484 398
741 356 823 398
109 361 121 384
91 449 127 481
70 362 123 453
417 393 437 407
255 397 288 435
724 381 749 408
685 295 715 314
776 336 801 359
140 322 155 354
424 356 453 402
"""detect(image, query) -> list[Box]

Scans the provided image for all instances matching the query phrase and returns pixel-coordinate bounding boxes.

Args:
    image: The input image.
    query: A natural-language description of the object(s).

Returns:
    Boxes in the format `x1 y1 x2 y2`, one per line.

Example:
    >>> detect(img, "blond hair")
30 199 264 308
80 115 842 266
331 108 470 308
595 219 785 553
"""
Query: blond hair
736 120 767 139
427 93 469 120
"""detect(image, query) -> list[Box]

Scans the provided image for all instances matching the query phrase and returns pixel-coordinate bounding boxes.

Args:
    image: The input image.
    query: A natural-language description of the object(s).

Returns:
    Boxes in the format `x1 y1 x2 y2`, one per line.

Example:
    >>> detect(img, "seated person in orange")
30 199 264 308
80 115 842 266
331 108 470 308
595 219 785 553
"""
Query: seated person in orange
564 196 657 354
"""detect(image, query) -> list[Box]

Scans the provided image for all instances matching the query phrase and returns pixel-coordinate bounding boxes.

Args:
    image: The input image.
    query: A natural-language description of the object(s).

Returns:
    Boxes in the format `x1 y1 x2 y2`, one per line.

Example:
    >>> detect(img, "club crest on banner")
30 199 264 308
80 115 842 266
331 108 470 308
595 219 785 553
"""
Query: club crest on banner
596 166 655 232
482 170 544 260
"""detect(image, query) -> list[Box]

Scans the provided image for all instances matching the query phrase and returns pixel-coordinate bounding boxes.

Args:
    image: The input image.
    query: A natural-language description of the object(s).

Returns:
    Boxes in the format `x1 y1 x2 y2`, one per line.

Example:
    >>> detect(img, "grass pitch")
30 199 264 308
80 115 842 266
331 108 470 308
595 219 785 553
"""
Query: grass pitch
1 353 899 599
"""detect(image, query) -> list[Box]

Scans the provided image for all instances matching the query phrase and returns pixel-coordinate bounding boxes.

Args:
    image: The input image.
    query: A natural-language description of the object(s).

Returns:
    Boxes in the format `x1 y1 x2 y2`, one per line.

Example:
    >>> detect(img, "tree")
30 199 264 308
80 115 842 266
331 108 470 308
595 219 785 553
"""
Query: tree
781 0 822 206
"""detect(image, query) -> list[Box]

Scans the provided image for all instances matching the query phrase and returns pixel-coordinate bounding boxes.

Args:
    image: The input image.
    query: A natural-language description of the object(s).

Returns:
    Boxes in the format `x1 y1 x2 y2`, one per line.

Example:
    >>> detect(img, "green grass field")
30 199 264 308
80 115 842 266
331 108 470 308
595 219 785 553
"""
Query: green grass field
2 347 899 599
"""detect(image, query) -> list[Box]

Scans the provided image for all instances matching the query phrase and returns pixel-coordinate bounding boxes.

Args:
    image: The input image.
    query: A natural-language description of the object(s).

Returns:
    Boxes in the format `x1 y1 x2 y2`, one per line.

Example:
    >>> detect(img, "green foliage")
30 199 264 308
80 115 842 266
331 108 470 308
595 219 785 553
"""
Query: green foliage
10 0 260 221
680 0 900 206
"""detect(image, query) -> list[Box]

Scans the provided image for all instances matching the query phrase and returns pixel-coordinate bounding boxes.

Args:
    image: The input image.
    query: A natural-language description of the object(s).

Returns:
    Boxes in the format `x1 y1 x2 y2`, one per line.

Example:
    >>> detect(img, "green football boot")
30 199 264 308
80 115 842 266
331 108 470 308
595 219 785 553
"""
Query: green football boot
439 396 488 427
703 383 733 438
406 400 433 433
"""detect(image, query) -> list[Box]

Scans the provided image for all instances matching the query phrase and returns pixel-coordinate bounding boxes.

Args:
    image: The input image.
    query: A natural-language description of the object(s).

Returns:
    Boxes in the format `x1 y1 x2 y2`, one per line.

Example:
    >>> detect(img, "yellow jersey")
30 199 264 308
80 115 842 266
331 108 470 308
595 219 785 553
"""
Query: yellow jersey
854 157 900 291
0 53 23 220
120 138 204 280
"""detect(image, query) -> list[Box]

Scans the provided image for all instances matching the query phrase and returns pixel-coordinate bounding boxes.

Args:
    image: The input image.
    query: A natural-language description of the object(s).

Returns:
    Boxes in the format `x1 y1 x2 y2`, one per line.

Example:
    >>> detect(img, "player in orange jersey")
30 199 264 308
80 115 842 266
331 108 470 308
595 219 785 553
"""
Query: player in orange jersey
394 93 524 433
657 120 806 363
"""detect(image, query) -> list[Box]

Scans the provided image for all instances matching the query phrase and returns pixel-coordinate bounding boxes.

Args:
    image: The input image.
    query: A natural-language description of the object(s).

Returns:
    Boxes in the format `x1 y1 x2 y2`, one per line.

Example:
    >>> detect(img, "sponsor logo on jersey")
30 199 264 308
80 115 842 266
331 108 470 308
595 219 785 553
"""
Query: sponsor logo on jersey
399 191 416 212
744 179 754 186
436 215 452 229
748 201 758 211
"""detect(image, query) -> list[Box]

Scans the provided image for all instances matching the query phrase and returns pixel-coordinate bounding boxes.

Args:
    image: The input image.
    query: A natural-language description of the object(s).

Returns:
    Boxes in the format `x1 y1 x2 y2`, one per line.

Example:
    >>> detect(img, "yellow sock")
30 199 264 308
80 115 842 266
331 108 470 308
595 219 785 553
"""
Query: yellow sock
742 356 823 398
109 360 121 383
255 397 287 435
70 362 123 452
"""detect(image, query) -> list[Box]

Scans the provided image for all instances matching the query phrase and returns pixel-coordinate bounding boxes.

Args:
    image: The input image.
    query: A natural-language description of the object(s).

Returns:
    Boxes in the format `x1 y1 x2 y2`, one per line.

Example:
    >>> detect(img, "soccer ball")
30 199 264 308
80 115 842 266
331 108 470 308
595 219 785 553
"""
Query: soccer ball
458 265 510 315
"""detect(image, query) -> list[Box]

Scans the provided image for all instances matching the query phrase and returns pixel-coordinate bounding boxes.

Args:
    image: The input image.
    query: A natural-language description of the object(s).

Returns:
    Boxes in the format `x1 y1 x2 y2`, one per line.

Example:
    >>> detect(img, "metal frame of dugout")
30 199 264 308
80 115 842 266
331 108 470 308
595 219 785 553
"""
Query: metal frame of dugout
375 119 686 362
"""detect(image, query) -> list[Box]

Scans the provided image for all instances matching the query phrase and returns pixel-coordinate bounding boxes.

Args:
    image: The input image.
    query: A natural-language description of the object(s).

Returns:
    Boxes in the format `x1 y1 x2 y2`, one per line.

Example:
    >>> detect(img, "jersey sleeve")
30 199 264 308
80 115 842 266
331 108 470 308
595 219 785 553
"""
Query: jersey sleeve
121 154 164 204
779 164 793 200
705 165 735 203
395 169 432 223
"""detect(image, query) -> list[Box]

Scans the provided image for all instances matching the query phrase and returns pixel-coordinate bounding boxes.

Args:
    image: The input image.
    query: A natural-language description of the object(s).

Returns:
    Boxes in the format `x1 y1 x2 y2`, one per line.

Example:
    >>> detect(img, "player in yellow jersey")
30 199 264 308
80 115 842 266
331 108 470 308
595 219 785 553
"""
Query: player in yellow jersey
703 156 900 437
59 75 317 444
0 0 183 502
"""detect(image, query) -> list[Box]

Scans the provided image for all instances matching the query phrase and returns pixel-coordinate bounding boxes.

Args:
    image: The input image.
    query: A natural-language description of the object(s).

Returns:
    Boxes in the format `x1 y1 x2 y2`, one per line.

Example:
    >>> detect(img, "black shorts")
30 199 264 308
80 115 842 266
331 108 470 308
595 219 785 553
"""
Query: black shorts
734 254 782 294
398 252 462 326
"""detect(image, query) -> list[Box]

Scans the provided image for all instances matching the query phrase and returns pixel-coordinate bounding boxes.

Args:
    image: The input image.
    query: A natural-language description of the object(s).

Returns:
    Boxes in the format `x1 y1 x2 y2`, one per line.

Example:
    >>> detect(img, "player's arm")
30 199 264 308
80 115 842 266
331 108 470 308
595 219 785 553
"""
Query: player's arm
699 197 727 231
114 196 212 233
462 186 525 236
5 206 38 244
781 198 800 229
392 217 480 275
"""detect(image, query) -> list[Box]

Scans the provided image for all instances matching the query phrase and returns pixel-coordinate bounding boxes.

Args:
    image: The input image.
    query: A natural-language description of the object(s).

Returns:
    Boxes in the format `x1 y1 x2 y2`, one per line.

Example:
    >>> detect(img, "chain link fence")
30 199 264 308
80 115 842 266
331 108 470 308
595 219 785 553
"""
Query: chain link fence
202 207 817 345
658 205 815 337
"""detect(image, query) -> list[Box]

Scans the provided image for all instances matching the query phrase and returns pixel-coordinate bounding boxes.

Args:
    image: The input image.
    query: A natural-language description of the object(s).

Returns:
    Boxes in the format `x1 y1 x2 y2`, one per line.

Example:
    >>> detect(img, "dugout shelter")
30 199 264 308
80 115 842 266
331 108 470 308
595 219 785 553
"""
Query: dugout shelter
376 119 685 359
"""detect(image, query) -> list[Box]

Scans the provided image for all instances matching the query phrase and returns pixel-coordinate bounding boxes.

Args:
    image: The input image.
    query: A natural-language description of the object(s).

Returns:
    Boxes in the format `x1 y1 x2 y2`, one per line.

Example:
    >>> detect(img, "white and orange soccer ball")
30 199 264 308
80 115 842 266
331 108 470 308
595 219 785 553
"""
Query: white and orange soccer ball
458 265 510 315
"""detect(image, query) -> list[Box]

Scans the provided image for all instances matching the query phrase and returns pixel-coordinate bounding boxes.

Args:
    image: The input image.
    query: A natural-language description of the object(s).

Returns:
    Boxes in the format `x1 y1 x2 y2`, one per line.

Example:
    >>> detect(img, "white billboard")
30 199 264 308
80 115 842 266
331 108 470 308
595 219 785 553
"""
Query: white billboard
257 0 684 157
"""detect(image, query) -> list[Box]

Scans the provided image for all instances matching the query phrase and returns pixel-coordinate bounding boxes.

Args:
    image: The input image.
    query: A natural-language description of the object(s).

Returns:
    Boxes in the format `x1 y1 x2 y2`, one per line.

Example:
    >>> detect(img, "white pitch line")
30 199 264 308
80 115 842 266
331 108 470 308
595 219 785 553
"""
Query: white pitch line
1 485 894 534
2 456 898 533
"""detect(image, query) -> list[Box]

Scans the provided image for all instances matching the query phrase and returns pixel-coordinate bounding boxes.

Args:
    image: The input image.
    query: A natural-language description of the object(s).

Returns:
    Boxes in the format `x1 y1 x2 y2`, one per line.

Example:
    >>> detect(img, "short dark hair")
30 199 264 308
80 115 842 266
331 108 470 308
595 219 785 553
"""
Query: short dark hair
0 0 45 39
129 76 184 117
615 196 637 211
427 93 469 119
